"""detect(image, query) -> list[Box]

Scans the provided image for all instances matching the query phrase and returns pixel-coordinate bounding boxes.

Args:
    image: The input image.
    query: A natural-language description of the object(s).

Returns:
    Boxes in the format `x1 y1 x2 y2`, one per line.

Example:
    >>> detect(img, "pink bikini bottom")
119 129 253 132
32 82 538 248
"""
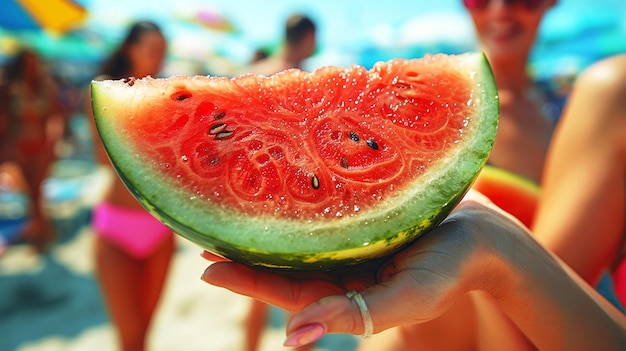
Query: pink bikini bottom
93 202 171 259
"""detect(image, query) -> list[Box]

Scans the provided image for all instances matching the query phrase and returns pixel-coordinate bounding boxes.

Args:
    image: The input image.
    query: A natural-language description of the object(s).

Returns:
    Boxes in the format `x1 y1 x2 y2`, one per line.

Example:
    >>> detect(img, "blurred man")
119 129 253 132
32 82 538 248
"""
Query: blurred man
246 13 317 75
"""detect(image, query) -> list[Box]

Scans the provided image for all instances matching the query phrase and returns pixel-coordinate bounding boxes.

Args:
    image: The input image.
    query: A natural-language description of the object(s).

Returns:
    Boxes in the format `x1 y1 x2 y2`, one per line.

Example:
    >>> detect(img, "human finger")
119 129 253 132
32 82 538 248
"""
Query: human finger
285 272 426 342
200 250 230 262
283 294 357 347
201 261 345 312
283 236 474 347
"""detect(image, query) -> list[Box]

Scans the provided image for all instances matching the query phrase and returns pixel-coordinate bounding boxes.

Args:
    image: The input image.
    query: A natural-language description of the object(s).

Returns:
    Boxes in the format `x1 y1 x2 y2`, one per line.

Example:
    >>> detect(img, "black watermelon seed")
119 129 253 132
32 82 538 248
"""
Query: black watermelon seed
173 92 191 101
311 175 320 190
349 131 360 142
341 156 349 169
209 123 227 135
366 139 379 150
215 130 234 139
214 111 226 120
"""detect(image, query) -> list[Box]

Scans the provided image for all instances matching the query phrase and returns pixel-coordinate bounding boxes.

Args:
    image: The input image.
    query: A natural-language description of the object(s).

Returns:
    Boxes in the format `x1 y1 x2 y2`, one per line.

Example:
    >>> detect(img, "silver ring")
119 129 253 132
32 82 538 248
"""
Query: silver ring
346 290 373 338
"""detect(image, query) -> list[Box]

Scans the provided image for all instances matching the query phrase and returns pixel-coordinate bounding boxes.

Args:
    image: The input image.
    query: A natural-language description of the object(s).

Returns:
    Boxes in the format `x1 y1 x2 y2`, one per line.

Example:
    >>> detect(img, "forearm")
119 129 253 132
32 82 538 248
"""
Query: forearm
493 230 626 350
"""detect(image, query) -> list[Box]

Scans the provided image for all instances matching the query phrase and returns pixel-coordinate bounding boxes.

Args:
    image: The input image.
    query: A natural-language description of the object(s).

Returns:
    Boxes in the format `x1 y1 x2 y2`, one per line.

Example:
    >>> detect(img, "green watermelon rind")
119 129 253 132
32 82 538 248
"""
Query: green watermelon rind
92 52 498 270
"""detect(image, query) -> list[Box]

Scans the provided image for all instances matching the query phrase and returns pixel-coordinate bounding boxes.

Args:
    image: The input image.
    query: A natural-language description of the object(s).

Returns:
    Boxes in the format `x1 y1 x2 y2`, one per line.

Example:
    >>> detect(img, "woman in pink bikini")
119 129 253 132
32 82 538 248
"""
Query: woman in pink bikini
89 21 172 351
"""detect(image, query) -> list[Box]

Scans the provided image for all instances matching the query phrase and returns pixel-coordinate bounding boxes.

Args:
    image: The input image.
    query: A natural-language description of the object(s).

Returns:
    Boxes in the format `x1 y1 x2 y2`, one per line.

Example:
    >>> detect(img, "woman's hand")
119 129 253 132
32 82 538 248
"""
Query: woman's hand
202 189 626 349
201 190 513 345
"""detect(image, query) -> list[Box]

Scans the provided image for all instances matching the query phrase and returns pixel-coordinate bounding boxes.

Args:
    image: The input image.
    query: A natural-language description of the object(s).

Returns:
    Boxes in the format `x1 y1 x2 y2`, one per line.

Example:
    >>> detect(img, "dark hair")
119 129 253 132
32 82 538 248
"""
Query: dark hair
285 14 316 46
251 48 270 63
98 20 163 79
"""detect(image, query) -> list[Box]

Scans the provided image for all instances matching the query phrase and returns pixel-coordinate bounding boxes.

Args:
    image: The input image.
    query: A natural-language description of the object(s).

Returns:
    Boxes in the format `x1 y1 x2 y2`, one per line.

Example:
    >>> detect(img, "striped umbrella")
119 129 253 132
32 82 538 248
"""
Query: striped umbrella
0 0 87 34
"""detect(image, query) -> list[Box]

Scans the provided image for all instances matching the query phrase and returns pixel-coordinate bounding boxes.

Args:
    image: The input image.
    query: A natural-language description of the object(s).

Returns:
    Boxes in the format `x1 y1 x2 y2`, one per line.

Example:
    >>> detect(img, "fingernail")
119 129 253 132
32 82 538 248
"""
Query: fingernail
284 323 326 347
200 250 214 260
200 267 210 283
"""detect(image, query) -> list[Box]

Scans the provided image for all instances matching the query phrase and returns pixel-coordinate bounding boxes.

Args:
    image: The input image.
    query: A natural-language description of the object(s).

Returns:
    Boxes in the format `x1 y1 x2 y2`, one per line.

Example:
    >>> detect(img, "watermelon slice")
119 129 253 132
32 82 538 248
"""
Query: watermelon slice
91 52 498 270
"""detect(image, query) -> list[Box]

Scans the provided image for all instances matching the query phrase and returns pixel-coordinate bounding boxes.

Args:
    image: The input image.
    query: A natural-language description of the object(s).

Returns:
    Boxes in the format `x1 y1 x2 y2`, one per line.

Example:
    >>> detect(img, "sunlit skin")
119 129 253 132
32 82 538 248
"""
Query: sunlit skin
533 54 626 285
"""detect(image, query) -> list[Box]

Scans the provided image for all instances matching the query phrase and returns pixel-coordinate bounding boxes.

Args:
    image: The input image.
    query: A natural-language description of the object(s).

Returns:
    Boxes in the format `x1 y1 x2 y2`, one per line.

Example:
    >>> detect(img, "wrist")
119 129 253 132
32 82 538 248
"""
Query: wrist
453 203 521 299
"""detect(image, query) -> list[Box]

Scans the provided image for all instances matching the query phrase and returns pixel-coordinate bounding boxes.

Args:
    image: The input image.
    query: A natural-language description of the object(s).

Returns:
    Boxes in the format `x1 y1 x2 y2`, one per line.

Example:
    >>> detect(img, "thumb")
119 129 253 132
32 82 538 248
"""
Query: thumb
283 270 452 347
284 283 408 346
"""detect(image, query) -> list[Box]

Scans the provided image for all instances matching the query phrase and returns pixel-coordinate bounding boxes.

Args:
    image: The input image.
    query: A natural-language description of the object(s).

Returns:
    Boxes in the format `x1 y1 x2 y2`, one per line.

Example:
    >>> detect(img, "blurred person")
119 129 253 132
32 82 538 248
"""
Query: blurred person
465 0 562 229
88 20 173 351
245 13 317 76
468 0 559 184
0 48 65 253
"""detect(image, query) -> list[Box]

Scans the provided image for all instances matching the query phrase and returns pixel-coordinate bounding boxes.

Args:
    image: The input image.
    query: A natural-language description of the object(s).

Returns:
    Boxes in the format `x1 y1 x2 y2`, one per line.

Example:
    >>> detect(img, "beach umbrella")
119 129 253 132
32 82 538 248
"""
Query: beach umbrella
0 0 87 34
193 8 237 33
174 6 238 34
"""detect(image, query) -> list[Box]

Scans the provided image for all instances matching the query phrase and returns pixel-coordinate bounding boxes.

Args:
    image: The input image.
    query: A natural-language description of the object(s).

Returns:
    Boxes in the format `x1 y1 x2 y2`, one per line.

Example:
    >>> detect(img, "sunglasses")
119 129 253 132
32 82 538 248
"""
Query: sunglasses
463 0 547 11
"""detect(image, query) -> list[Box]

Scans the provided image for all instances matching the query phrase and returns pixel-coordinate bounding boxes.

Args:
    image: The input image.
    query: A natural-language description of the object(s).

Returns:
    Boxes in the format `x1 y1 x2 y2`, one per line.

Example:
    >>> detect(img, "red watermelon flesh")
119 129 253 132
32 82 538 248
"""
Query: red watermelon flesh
120 58 472 219
92 53 499 269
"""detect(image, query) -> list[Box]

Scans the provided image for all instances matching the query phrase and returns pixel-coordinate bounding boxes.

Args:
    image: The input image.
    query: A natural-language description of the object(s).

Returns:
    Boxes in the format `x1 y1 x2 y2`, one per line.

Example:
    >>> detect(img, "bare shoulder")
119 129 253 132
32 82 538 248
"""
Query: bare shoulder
565 55 626 132
575 55 626 97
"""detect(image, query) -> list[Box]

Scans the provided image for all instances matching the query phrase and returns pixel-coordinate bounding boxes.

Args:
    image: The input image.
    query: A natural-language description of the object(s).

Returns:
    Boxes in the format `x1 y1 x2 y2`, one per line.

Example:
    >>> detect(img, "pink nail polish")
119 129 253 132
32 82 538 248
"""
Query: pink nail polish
284 323 326 347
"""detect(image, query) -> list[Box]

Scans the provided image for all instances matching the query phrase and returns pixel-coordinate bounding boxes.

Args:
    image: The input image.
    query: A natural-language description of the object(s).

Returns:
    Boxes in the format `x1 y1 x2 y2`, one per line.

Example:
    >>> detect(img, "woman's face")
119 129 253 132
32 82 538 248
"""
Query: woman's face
466 0 555 61
128 31 167 78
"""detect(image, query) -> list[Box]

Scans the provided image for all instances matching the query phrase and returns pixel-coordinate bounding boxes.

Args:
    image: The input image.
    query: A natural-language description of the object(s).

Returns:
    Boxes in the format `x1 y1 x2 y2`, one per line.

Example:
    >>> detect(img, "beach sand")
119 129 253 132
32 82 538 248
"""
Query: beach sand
0 165 359 351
